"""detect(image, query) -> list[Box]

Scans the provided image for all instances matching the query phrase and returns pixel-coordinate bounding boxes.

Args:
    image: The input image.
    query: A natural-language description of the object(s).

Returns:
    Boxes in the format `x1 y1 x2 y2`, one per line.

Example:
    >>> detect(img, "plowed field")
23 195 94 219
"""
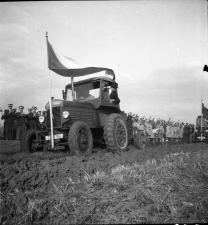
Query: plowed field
0 141 208 224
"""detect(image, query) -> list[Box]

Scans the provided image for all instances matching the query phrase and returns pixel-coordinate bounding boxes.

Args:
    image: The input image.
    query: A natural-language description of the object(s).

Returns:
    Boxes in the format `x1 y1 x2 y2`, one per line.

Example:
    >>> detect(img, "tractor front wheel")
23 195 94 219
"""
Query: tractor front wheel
68 122 93 157
23 129 39 153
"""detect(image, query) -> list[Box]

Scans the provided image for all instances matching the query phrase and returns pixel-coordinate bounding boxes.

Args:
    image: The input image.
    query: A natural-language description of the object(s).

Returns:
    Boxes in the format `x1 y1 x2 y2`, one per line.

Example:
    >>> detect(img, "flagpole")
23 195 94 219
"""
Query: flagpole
71 77 75 101
201 99 203 142
46 32 54 149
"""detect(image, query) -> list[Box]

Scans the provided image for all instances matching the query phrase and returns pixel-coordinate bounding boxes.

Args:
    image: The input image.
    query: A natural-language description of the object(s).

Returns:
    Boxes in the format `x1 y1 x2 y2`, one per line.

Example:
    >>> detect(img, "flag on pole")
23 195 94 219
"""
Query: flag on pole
46 39 115 79
202 103 208 117
203 64 208 72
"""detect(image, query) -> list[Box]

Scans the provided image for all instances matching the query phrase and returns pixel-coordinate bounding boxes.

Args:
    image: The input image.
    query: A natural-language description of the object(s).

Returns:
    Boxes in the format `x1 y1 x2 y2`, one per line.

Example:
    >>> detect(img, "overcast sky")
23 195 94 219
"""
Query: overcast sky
0 1 207 124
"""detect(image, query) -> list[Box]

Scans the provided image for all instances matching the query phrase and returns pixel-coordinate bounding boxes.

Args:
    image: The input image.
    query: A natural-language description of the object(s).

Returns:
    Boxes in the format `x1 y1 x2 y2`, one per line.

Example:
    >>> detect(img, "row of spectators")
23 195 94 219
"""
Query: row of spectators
122 112 195 143
1 104 196 143
0 104 41 141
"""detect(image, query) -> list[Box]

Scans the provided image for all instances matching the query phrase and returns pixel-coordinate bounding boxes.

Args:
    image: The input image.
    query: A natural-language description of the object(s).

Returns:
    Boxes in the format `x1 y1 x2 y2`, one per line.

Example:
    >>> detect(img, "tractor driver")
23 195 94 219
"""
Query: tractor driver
78 90 95 102
110 83 120 105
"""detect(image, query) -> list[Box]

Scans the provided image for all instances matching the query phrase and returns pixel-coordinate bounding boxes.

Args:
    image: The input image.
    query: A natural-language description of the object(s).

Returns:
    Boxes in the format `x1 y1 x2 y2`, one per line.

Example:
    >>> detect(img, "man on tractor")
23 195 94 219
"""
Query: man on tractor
109 82 120 105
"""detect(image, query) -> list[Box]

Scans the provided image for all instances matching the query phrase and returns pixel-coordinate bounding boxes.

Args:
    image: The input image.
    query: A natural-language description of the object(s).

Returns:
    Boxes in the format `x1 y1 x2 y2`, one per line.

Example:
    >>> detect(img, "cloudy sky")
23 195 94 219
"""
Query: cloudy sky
0 1 207 124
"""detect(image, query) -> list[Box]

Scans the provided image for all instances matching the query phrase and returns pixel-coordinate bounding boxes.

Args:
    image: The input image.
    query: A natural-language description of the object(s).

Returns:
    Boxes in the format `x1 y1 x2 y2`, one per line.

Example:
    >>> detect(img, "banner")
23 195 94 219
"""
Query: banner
203 64 208 72
46 39 115 79
202 103 208 117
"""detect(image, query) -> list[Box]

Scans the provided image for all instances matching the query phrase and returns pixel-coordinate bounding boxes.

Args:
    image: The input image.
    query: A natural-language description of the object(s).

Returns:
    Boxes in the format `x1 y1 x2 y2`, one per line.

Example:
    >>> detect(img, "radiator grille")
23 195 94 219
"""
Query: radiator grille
47 107 61 129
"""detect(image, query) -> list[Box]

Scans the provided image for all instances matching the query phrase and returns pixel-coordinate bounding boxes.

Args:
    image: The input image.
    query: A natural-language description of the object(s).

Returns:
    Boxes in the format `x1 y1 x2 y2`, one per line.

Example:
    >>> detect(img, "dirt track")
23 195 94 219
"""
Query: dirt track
0 141 208 224
0 141 207 193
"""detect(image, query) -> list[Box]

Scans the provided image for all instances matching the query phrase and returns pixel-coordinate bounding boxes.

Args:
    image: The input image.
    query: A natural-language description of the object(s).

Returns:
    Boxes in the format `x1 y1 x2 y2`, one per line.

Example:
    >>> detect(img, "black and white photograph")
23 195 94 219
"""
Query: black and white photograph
0 1 208 224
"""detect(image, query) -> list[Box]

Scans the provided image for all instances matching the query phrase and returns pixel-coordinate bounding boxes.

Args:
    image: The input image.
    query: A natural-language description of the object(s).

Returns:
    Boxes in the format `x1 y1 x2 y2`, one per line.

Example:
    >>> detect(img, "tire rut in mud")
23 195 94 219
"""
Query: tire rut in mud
0 140 207 194
1 140 208 224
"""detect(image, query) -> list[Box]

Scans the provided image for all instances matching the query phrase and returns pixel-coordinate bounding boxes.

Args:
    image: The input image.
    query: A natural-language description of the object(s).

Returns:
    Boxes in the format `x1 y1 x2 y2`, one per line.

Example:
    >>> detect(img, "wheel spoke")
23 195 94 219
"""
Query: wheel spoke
115 121 127 147
77 128 89 152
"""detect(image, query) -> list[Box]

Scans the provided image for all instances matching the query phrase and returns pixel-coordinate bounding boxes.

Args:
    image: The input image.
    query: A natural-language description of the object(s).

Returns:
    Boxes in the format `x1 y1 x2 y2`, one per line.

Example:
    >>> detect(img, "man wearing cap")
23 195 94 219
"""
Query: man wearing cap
110 82 120 105
138 117 145 133
132 115 140 133
151 118 156 129
26 106 38 129
37 111 42 117
179 123 184 142
145 118 154 139
25 108 32 129
0 108 6 138
166 120 170 141
183 123 189 143
1 104 16 140
15 106 26 140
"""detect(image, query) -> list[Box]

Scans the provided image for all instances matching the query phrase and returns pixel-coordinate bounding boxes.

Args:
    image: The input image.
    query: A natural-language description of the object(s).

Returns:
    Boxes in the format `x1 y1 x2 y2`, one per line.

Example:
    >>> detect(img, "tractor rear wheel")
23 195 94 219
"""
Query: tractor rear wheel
103 113 128 152
68 122 93 157
134 131 147 149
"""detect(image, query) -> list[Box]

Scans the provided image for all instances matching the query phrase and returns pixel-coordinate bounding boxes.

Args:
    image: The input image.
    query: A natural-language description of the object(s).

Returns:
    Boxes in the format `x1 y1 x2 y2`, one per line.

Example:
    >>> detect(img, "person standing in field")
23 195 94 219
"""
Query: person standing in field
0 107 5 138
179 123 184 141
26 106 38 129
15 106 26 140
25 108 32 129
110 83 120 105
183 123 189 142
166 119 171 141
1 104 16 140
145 118 154 139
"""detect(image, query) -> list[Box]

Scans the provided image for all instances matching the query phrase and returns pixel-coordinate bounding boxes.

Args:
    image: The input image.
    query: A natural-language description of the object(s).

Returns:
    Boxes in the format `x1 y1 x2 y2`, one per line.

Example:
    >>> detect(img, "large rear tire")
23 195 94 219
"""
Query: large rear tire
135 131 147 149
23 129 39 153
68 122 93 157
103 113 128 152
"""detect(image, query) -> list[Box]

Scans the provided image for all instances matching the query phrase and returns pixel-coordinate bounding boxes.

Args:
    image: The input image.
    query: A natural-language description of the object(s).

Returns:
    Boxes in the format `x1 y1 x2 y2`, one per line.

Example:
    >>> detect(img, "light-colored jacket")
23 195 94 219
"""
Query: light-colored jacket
145 121 154 138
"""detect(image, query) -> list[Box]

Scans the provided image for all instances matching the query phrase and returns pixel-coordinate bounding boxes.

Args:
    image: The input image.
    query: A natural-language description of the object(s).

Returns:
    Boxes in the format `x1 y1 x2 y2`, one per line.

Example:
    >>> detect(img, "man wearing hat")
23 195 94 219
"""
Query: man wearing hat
1 104 16 140
37 111 42 117
26 106 38 129
110 82 120 105
0 107 5 138
25 108 32 129
183 123 189 143
15 106 26 140
151 118 156 129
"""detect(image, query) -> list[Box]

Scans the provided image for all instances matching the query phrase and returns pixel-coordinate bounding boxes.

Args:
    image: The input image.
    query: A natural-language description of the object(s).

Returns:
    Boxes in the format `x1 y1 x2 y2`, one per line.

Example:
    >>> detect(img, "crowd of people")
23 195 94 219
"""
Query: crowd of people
121 112 195 143
1 103 196 143
0 104 41 141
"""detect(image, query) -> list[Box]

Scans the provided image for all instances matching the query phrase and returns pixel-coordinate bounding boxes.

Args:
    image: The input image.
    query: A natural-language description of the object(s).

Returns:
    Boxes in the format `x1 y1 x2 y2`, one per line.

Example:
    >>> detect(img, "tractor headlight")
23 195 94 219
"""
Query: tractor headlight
63 111 69 119
39 116 45 123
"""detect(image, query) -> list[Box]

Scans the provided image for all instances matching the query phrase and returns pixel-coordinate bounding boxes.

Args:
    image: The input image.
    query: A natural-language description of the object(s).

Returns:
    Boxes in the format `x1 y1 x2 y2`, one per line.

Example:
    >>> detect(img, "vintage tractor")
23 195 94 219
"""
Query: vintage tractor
20 75 128 156
191 115 208 143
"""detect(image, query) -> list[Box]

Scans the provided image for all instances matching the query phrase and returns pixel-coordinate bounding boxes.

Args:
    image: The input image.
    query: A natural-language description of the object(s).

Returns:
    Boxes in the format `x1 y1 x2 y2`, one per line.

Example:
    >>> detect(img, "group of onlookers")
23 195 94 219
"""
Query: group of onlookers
0 104 41 141
1 104 197 143
121 112 195 143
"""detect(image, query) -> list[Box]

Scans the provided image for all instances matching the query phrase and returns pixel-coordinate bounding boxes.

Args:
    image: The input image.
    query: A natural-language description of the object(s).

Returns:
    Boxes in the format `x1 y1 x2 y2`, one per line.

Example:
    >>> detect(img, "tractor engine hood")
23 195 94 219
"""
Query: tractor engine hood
45 99 63 110
45 99 95 111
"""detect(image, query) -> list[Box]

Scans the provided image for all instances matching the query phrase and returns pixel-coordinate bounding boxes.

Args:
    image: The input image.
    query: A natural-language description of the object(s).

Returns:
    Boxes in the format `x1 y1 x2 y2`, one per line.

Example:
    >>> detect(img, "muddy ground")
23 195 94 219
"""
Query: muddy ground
0 141 208 224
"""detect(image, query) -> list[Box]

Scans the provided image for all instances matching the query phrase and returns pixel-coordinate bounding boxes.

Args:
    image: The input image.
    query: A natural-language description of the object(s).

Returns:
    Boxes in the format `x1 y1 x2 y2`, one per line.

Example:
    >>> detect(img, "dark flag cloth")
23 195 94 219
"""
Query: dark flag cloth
203 64 208 72
46 38 115 80
202 103 208 117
